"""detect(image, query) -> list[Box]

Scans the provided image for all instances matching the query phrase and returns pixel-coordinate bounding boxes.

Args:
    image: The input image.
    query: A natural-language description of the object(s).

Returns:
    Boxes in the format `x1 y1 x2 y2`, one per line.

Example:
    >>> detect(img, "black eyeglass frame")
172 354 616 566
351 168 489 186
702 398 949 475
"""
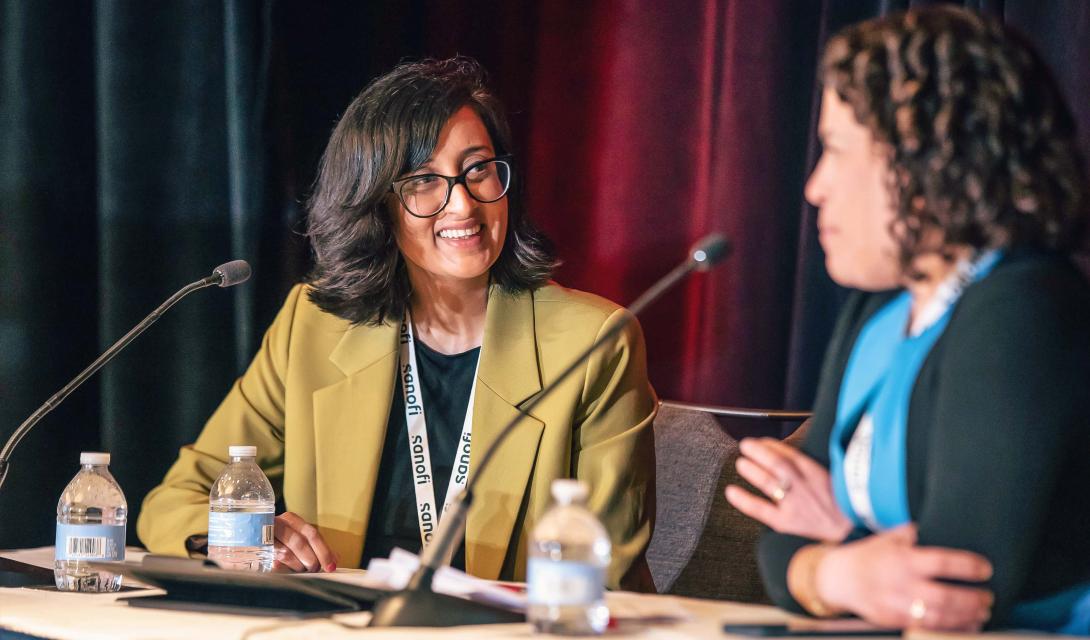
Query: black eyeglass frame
389 154 514 219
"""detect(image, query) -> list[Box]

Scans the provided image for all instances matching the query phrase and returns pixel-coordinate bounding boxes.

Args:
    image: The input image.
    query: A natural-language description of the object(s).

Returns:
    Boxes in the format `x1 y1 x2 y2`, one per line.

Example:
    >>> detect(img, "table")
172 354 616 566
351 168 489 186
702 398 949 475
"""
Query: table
0 548 1055 640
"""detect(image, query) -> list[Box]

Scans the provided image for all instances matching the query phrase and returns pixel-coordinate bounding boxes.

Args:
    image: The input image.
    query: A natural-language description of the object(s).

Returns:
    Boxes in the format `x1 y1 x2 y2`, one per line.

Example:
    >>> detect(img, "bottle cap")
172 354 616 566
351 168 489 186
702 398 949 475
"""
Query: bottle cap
550 479 588 504
228 445 257 458
80 452 110 466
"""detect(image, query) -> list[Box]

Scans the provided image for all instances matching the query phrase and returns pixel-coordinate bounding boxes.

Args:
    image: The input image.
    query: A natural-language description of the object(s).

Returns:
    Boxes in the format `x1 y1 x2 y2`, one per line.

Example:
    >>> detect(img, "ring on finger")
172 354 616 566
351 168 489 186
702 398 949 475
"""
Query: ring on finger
909 598 927 623
770 478 791 503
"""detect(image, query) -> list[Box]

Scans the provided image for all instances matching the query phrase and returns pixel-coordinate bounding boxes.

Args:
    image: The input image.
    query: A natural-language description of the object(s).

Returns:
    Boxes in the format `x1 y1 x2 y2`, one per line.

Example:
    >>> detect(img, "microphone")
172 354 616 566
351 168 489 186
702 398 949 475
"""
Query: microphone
210 260 252 287
0 260 252 494
691 233 730 270
369 234 731 627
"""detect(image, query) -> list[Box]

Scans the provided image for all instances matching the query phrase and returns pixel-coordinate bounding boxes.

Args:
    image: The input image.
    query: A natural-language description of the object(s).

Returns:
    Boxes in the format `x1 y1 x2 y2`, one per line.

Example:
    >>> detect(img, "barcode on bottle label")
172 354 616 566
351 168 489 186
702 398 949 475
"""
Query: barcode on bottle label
67 537 106 558
527 559 605 606
55 524 125 561
208 511 275 547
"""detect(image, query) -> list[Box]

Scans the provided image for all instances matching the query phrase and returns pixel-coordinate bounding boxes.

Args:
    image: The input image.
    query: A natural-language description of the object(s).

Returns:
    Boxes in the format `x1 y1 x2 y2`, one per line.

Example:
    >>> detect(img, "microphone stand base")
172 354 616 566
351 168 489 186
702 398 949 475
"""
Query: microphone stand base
368 588 524 627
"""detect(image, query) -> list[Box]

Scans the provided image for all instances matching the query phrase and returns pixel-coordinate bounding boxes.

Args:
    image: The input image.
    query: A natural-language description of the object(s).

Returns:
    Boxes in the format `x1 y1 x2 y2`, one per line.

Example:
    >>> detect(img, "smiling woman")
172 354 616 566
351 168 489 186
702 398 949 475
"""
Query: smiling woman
135 58 658 592
305 59 553 329
388 106 512 346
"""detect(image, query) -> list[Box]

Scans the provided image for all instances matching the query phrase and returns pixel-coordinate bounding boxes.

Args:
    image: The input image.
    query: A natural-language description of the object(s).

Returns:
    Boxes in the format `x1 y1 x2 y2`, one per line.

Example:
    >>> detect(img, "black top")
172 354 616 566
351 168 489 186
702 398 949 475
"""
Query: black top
758 252 1090 627
361 339 479 570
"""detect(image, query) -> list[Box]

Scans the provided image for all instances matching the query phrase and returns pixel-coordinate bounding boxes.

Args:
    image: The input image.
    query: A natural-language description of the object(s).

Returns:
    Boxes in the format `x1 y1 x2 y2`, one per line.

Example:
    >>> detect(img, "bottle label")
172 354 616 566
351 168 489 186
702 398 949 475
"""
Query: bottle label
208 512 275 547
527 558 605 606
55 524 126 562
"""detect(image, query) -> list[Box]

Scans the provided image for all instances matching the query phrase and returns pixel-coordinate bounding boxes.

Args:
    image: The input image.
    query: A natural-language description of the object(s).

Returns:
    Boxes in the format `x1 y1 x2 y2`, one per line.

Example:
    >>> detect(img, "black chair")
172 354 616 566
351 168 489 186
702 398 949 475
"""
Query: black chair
646 401 810 602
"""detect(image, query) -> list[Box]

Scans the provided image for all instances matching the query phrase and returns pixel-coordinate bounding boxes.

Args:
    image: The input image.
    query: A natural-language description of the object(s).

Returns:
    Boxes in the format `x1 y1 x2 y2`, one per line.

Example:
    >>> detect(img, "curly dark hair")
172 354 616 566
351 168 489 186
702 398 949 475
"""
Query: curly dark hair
304 57 557 325
822 6 1089 271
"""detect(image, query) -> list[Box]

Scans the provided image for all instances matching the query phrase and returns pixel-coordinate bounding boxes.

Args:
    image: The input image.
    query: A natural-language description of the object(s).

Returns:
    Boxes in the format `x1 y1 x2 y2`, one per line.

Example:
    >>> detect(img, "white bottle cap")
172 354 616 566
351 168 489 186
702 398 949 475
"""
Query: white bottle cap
550 479 589 504
80 452 110 466
228 445 257 458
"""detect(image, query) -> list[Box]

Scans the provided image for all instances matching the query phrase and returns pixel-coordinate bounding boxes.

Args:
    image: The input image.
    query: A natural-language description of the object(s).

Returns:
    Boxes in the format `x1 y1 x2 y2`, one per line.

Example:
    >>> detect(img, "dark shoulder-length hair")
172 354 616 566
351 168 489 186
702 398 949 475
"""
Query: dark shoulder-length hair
304 57 557 325
822 6 1089 270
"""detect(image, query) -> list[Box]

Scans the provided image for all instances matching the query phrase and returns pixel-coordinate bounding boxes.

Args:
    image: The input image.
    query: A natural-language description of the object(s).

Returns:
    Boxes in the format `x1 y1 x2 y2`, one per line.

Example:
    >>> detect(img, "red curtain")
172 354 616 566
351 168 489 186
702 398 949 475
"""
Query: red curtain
523 1 823 407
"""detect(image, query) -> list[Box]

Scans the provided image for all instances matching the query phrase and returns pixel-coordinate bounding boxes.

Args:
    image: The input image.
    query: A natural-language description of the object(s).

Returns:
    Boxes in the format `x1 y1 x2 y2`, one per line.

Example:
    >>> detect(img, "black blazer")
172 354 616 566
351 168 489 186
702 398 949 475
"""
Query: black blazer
758 252 1090 626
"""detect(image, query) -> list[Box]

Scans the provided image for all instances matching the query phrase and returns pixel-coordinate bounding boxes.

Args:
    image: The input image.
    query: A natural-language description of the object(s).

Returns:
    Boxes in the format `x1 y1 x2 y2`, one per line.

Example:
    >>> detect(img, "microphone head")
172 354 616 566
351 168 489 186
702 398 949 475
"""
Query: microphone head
212 260 252 287
690 234 731 271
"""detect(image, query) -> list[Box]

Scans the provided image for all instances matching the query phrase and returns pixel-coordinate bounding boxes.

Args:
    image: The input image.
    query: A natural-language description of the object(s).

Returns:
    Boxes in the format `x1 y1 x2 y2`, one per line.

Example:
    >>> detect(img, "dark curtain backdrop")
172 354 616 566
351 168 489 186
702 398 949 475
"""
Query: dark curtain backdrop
1 0 1087 549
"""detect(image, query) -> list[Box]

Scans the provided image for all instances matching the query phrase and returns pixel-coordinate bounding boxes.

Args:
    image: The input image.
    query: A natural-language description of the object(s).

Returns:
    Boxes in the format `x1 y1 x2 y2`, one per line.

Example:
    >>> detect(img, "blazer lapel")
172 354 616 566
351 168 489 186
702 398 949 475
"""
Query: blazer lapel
312 318 399 569
466 288 545 580
309 288 546 577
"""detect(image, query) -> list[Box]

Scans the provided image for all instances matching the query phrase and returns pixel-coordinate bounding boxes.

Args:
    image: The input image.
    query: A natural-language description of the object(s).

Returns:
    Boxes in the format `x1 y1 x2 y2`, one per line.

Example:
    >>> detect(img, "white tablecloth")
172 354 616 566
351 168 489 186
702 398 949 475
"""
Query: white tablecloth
0 548 1057 640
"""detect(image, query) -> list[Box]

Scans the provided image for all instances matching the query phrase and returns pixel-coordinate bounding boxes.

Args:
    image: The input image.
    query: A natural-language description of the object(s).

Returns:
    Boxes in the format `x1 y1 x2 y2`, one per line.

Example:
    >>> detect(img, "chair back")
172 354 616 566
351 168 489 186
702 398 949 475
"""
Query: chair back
647 403 810 602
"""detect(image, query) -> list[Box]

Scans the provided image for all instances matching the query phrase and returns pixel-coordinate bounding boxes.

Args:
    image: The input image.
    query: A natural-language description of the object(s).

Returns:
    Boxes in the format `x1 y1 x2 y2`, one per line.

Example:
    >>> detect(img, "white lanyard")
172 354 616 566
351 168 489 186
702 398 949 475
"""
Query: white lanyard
398 310 480 549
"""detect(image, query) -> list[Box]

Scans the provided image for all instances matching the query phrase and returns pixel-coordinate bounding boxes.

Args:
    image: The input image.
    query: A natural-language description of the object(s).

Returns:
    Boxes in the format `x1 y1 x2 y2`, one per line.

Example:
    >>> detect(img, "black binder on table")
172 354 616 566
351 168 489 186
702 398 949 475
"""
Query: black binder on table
89 555 386 617
0 556 54 588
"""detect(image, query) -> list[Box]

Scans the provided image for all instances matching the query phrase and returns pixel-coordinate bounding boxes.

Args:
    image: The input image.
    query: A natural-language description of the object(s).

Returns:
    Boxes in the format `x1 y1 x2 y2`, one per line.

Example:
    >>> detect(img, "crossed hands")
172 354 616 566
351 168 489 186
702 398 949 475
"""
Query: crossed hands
818 524 993 631
725 437 993 631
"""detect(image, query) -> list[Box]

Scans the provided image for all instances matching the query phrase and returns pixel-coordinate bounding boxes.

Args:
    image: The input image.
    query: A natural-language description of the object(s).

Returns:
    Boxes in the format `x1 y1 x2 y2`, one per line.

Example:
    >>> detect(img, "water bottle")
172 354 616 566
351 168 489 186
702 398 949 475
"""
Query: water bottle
207 445 275 571
54 452 127 592
527 479 611 635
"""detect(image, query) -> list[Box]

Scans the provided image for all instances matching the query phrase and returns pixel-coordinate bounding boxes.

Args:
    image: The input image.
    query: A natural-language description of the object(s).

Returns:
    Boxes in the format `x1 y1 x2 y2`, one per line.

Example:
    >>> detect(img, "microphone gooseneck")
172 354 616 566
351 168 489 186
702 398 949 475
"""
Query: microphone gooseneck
369 234 731 627
0 260 252 494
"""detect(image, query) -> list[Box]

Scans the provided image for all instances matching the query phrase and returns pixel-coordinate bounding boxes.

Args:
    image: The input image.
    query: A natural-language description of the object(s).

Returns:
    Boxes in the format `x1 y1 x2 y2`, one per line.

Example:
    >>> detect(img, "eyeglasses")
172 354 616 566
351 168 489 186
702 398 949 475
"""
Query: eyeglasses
390 155 513 218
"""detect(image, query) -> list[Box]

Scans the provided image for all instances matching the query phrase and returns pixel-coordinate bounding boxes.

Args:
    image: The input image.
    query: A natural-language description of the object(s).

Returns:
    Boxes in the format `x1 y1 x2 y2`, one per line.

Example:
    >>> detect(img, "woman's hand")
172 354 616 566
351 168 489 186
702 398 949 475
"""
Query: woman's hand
818 524 993 631
725 437 853 543
273 512 339 573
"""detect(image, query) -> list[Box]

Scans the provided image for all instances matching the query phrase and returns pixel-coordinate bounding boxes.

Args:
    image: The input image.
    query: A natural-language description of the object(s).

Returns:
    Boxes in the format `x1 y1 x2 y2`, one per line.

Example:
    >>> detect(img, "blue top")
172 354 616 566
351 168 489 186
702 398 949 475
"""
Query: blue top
827 250 1090 633
830 250 1002 530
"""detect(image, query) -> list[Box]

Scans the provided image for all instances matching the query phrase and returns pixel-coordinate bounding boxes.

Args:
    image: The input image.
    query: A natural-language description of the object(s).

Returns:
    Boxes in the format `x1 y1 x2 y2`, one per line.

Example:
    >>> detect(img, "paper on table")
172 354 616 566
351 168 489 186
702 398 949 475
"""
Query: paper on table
356 548 528 612
351 549 691 623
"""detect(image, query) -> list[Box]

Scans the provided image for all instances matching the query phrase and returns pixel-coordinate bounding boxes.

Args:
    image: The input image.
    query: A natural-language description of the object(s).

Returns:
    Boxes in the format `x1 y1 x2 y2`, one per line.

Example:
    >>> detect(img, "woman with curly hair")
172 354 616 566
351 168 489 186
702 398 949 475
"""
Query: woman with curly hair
726 6 1090 632
137 57 657 592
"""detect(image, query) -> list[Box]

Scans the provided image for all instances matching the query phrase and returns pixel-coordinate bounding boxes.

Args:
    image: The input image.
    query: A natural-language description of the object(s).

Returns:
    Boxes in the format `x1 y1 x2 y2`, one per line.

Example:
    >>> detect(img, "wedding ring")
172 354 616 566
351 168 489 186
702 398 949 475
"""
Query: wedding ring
771 478 791 503
909 597 927 623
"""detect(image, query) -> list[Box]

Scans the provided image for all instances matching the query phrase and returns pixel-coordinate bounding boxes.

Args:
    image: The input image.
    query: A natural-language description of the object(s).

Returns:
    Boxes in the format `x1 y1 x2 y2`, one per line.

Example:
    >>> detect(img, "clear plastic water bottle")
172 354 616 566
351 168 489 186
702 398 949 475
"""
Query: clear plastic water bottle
527 479 611 635
208 445 275 571
54 452 127 592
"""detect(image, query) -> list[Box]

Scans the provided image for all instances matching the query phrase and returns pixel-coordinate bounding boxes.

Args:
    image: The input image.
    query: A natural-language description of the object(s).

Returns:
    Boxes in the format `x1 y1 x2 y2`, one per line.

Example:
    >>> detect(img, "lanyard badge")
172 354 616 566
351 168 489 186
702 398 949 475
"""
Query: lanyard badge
398 311 480 551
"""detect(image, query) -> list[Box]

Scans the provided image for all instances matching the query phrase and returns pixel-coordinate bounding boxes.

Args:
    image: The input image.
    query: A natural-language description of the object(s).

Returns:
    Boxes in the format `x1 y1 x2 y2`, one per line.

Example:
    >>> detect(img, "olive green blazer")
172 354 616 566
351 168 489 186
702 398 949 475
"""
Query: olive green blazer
137 282 657 589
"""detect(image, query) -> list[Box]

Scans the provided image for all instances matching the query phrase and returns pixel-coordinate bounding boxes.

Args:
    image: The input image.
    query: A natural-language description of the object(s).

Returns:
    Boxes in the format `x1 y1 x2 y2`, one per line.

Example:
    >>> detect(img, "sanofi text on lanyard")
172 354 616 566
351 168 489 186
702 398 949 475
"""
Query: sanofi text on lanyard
398 310 480 549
